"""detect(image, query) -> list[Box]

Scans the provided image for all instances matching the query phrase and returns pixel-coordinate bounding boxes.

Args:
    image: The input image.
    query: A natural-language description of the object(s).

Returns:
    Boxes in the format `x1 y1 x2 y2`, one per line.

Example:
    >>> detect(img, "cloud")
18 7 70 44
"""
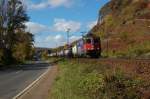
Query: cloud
48 0 73 8
25 22 51 34
44 35 81 48
30 2 49 10
52 18 81 32
25 18 81 34
87 20 97 29
24 0 74 10
46 34 65 42
25 18 82 47
70 36 81 42
45 34 66 47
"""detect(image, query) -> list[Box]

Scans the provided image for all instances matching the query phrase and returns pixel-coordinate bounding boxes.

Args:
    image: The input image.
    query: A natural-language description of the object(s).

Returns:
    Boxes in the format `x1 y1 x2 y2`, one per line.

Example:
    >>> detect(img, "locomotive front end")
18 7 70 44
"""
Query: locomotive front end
83 36 101 58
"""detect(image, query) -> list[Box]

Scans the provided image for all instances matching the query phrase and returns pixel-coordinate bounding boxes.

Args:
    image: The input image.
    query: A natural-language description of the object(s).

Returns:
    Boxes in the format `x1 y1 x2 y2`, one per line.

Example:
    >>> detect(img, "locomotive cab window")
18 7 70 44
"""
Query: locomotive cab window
94 39 100 43
85 39 92 44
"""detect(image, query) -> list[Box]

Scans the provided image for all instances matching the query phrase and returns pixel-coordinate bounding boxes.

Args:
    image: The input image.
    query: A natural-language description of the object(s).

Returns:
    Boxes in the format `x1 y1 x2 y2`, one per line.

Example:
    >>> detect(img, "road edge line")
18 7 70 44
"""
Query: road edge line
13 66 51 99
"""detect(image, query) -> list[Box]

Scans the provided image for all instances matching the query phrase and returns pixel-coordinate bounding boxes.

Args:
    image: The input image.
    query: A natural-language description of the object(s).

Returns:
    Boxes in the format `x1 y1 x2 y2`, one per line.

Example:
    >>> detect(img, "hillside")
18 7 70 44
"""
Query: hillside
91 0 150 58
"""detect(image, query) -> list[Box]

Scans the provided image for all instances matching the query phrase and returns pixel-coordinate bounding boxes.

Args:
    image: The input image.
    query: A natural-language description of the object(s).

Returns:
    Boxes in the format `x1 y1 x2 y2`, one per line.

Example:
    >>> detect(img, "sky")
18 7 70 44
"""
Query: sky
23 0 109 48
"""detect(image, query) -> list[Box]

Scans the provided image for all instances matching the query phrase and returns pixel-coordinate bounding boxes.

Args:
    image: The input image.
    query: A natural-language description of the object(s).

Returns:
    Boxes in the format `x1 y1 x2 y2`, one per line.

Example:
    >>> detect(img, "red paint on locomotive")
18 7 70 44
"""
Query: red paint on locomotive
82 37 101 57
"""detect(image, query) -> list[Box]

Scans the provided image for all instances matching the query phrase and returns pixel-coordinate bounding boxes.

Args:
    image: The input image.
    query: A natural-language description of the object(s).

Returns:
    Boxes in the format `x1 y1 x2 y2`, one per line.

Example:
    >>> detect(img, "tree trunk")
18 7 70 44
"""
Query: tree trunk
1 48 16 65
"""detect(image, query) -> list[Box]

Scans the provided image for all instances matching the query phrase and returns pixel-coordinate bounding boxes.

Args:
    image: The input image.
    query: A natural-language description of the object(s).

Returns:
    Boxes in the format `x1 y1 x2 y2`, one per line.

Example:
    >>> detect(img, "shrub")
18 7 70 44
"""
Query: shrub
103 70 142 99
78 72 104 99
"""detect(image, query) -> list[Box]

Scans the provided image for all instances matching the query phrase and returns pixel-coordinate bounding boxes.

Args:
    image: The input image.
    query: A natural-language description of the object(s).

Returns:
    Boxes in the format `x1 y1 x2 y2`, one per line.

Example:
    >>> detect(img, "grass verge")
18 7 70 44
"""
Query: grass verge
50 59 148 99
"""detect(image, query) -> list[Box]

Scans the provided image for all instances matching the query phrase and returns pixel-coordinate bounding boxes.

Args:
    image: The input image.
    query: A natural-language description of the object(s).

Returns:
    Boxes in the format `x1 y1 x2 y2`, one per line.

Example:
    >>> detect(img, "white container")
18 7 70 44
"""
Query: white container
72 45 77 55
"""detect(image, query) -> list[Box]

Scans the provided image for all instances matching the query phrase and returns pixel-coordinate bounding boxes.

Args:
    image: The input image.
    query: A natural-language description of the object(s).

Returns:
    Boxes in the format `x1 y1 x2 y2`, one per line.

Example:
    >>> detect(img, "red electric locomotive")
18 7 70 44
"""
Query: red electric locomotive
83 34 101 58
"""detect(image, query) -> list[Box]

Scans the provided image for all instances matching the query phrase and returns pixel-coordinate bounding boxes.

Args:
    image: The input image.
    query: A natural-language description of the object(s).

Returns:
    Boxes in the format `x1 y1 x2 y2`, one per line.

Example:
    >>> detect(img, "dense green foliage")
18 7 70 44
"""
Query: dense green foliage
41 50 49 60
0 0 34 65
50 60 144 99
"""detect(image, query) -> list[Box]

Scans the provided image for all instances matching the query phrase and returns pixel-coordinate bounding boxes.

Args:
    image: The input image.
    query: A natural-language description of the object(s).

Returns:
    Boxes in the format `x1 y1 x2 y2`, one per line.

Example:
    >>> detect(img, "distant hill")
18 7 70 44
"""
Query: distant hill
91 0 150 58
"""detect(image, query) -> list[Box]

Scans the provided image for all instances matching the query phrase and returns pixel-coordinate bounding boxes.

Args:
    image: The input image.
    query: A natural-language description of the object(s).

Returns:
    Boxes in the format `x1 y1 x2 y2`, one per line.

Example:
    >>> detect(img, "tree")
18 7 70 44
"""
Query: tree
0 0 30 65
41 50 49 60
13 31 34 62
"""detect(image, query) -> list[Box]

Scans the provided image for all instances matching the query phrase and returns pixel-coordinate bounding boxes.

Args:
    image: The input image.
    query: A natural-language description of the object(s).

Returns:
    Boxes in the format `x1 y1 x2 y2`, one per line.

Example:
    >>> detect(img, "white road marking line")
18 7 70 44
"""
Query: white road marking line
13 66 51 99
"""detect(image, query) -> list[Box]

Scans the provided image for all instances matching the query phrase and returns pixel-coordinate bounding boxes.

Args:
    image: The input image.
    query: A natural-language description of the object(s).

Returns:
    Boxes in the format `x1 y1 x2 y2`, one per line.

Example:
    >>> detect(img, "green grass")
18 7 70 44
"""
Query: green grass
50 59 144 99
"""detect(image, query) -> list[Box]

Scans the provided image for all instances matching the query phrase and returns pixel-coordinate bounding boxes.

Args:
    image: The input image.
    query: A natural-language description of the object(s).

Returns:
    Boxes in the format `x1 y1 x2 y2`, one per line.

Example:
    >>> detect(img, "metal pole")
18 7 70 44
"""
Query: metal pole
66 28 71 58
67 28 71 46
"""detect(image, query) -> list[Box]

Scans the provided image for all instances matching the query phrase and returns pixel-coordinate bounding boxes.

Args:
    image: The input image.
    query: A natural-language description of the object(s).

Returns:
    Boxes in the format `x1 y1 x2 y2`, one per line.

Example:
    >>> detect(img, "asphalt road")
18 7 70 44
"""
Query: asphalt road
0 61 51 99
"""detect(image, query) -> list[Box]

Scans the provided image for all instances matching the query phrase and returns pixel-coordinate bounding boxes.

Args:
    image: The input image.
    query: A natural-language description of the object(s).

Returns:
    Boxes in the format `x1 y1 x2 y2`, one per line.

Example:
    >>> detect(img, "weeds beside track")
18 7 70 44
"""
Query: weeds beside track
73 58 150 80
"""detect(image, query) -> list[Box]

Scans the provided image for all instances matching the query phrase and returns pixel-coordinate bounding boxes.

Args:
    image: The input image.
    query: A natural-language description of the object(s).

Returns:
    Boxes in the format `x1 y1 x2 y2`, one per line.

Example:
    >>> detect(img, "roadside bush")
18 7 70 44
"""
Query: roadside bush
103 70 142 99
41 51 49 60
78 72 104 99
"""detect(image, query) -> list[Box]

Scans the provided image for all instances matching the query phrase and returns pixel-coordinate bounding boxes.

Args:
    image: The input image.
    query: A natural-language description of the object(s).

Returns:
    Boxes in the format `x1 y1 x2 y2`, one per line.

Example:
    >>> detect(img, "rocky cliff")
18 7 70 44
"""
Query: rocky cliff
92 0 150 58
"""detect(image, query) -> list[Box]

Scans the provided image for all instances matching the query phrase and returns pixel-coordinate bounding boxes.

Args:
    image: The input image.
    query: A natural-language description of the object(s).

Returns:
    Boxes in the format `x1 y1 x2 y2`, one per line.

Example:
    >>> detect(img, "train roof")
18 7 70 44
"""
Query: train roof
86 33 100 38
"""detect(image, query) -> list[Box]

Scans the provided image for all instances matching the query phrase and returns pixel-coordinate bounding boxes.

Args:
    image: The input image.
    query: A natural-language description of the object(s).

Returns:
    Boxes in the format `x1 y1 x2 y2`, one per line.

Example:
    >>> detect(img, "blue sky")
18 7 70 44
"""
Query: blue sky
24 0 109 48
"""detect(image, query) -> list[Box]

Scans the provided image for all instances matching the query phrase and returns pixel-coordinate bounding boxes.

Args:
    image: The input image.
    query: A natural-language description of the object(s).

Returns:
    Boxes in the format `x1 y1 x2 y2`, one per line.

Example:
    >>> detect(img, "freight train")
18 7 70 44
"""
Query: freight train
50 34 101 58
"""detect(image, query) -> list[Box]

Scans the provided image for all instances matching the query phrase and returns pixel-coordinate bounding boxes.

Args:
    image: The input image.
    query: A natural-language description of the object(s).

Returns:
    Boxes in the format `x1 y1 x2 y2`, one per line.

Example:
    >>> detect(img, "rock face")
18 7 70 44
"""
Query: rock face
91 0 150 58
98 0 150 23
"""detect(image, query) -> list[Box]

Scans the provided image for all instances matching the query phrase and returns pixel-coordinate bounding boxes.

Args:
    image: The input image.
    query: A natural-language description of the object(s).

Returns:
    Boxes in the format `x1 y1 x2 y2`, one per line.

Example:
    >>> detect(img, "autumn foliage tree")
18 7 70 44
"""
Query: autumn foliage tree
0 0 34 65
13 31 34 62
